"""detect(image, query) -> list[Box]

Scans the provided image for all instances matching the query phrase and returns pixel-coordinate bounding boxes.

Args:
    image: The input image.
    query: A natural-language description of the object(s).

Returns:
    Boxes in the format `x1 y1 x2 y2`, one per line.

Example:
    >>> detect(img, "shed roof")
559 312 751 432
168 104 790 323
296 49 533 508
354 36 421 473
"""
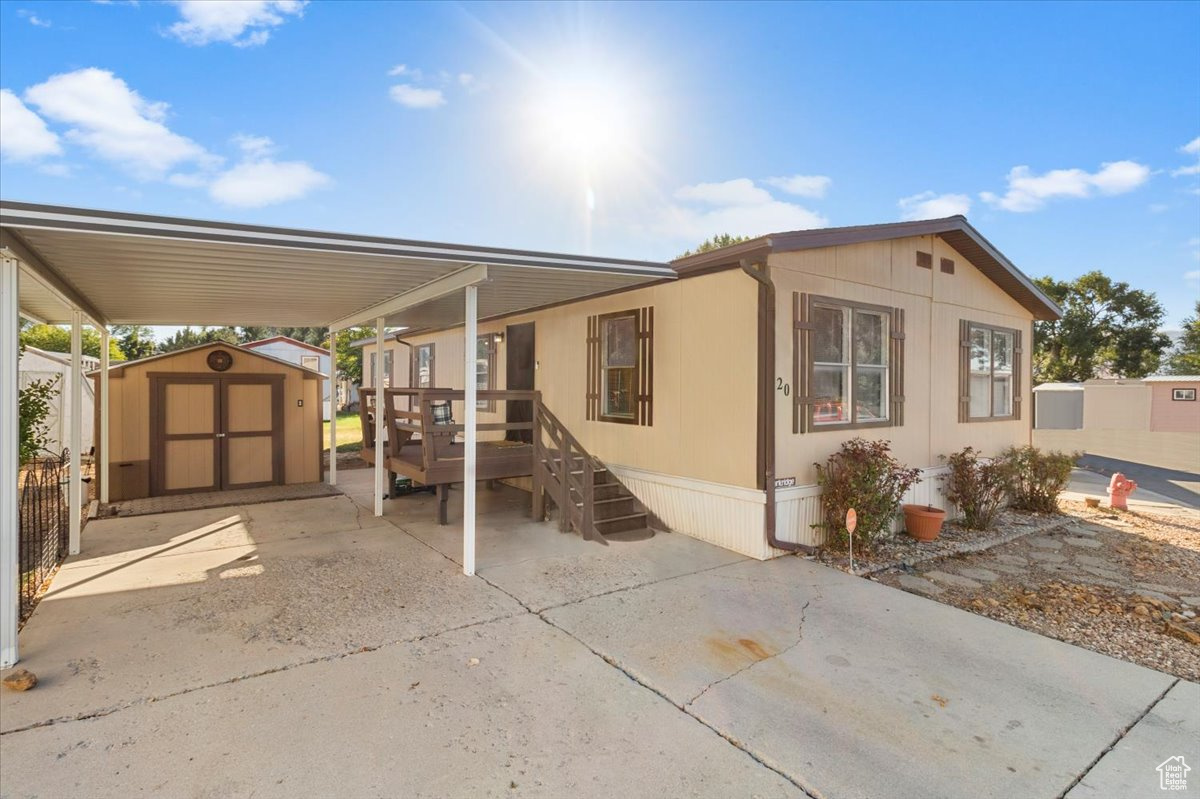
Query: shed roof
1032 382 1085 391
241 335 329 355
93 341 324 379
671 215 1062 321
1143 375 1200 382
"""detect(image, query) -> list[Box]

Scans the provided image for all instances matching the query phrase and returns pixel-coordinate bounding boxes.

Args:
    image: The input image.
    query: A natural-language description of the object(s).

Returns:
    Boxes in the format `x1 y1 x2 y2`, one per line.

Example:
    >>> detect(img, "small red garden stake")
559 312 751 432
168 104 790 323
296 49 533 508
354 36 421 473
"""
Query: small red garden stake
846 508 858 573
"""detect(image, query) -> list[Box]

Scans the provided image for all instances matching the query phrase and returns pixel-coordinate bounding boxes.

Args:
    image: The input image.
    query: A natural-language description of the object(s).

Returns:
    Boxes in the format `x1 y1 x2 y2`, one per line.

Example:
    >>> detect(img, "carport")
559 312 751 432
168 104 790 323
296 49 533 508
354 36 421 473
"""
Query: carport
0 199 675 667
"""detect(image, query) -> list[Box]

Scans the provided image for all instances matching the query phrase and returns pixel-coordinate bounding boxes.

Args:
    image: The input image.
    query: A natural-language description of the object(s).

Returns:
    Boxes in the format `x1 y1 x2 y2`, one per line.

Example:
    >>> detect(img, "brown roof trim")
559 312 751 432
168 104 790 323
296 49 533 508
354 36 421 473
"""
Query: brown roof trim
241 335 329 355
91 341 325 379
668 216 1062 321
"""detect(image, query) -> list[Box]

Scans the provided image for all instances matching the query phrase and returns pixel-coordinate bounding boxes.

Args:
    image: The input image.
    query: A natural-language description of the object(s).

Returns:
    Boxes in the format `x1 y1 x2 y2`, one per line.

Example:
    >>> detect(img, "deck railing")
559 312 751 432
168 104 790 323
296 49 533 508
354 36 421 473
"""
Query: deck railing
531 402 602 542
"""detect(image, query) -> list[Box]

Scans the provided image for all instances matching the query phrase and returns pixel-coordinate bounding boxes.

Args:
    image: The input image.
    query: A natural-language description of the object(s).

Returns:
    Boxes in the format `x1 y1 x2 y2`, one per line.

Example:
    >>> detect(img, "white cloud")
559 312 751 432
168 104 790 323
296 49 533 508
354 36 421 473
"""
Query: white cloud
897 191 971 221
38 162 72 177
208 159 329 207
1183 137 1200 155
763 174 832 199
17 9 52 27
674 178 772 206
980 160 1150 212
389 84 445 109
388 64 422 79
1172 136 1200 177
0 89 62 161
206 133 328 207
661 177 827 244
24 68 213 178
167 0 305 47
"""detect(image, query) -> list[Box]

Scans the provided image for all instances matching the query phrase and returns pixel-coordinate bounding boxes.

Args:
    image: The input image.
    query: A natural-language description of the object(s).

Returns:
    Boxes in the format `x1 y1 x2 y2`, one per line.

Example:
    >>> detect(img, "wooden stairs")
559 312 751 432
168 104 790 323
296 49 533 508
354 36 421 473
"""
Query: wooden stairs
531 403 655 543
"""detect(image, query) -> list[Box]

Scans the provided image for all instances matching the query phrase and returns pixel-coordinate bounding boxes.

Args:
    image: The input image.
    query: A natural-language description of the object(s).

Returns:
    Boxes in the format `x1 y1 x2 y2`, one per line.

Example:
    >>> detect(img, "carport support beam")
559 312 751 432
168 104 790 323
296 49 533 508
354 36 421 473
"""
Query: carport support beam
463 285 477 576
99 326 110 504
69 310 82 555
328 330 336 487
373 317 385 517
1 257 19 668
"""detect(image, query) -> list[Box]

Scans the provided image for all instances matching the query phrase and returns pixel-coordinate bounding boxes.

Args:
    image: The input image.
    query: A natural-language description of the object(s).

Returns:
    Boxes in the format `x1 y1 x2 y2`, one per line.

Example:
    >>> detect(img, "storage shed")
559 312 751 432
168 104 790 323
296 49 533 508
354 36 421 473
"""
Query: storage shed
94 342 325 501
1032 382 1084 430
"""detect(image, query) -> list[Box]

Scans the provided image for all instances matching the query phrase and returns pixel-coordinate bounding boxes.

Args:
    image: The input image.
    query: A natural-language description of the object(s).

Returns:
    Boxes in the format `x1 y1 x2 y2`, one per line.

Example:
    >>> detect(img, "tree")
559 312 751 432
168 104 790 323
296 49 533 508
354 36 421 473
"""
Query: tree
237 326 326 345
1032 271 1169 383
1163 300 1200 375
676 233 753 259
18 342 60 464
158 326 239 353
328 326 375 384
19 323 124 362
112 325 157 361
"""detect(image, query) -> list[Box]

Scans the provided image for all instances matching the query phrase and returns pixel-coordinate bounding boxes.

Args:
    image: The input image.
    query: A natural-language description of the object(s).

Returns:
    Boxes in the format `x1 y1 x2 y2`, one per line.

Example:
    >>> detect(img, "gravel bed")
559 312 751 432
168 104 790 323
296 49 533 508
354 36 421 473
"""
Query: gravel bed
871 500 1200 681
818 507 1072 576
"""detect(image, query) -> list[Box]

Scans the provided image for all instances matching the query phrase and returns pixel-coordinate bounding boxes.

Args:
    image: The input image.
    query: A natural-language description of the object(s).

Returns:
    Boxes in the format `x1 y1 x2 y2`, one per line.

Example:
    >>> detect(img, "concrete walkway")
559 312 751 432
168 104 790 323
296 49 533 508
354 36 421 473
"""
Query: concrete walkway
2 470 1195 798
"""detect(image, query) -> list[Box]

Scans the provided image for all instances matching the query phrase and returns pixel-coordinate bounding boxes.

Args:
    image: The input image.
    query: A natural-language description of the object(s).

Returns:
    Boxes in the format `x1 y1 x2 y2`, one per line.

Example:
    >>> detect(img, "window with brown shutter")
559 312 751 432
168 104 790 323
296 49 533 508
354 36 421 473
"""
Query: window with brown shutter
794 293 904 432
959 320 1021 422
587 307 653 425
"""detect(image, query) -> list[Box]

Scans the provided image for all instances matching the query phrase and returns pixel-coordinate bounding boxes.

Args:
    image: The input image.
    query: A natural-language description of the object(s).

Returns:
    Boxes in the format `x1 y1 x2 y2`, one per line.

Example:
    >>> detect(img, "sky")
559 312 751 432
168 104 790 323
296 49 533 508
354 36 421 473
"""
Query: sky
1 0 1198 337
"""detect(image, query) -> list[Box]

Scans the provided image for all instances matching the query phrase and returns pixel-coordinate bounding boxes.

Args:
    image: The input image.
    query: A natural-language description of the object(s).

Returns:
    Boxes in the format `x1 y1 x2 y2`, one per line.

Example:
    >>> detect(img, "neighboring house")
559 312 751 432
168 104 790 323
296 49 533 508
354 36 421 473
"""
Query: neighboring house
18 346 97 457
241 335 347 419
355 216 1060 559
1034 376 1200 472
92 343 325 501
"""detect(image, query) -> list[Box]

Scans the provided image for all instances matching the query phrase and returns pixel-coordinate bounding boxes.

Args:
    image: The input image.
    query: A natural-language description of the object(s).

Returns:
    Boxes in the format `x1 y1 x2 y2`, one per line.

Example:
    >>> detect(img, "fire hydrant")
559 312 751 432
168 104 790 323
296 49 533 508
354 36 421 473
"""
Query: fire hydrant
1107 473 1137 511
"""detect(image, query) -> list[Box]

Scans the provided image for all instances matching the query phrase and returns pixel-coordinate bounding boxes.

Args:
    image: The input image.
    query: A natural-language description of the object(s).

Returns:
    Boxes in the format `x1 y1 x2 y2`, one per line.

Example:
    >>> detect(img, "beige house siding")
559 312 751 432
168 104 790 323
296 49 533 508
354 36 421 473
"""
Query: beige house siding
368 268 760 490
770 236 1034 548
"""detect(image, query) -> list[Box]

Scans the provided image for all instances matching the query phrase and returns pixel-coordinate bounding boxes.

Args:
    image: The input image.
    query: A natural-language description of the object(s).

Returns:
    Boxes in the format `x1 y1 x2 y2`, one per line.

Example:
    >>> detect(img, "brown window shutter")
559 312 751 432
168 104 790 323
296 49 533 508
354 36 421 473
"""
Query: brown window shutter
586 315 600 421
1013 327 1023 421
636 306 654 426
890 307 905 427
793 292 814 433
958 319 971 423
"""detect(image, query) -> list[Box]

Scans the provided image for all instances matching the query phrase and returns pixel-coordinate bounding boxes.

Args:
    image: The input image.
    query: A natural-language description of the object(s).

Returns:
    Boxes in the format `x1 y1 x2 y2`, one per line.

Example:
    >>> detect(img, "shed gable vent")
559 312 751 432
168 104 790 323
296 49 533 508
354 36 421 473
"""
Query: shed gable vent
916 251 932 269
941 258 955 274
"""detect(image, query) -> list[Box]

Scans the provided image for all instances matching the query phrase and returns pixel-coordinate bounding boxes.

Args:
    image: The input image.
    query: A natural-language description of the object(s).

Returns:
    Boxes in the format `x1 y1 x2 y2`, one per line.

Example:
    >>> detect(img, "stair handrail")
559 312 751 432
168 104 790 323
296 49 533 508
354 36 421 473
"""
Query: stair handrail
532 399 601 540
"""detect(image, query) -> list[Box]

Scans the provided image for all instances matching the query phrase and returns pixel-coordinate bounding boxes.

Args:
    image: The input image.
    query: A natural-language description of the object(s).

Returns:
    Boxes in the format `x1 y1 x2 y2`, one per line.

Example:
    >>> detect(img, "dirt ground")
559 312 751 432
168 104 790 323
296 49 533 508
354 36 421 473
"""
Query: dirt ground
875 500 1200 681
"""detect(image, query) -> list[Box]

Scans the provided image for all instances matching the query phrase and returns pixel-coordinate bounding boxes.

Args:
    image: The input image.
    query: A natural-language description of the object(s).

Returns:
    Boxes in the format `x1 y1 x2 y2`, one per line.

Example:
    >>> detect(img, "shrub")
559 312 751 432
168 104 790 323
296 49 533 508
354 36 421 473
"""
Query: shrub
814 438 922 551
19 375 59 465
940 447 1009 530
1001 445 1077 513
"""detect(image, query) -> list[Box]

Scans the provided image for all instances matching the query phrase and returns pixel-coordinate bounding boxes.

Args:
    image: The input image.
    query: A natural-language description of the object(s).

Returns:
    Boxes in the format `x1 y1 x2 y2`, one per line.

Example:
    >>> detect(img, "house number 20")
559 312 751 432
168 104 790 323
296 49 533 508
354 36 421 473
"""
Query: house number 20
776 378 790 396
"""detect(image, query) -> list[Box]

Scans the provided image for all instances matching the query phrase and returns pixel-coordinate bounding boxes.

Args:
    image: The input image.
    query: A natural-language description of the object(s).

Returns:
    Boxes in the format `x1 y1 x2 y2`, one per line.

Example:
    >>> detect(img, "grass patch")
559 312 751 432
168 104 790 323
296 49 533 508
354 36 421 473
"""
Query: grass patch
324 410 362 453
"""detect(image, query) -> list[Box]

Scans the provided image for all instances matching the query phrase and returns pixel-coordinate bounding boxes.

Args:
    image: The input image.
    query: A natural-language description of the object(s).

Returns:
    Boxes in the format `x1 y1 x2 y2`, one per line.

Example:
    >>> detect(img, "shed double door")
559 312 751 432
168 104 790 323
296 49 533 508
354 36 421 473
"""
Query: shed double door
152 376 284 495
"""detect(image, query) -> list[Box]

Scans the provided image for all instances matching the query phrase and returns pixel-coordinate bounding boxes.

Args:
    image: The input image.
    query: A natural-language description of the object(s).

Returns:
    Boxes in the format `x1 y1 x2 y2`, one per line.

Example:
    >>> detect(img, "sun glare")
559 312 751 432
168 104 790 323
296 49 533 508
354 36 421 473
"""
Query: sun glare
532 78 637 171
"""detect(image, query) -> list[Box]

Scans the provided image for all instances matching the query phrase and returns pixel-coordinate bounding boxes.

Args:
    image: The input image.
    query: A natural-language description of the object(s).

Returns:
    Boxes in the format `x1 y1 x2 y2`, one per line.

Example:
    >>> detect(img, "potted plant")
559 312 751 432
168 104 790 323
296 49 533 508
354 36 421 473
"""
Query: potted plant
902 504 946 541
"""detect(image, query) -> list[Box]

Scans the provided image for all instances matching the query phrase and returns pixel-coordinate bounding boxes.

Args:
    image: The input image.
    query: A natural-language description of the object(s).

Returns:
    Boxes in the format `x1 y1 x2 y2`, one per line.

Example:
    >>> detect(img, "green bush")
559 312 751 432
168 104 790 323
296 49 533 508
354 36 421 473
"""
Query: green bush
814 438 922 551
1001 445 1077 513
19 374 59 465
941 447 1009 530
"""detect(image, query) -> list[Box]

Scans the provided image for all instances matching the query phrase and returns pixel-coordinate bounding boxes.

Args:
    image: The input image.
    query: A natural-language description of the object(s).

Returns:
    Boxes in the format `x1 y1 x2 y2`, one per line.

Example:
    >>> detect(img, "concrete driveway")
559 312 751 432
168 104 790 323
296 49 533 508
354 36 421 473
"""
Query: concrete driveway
2 470 1195 799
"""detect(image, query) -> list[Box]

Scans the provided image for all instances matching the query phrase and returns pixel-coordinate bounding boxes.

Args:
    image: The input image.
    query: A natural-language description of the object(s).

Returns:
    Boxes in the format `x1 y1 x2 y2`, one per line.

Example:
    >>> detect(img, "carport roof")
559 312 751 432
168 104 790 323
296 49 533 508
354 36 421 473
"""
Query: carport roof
0 201 675 329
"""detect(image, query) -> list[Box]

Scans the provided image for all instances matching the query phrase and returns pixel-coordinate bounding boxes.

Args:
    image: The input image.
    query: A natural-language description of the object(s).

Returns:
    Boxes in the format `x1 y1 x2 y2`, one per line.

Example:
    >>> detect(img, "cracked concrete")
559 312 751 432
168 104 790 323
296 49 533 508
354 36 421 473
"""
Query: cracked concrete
3 469 1195 799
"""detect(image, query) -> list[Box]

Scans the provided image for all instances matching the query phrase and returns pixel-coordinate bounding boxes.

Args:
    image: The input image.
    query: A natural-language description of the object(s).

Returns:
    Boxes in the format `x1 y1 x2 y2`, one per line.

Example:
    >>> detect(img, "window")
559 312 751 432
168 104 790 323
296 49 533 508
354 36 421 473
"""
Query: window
411 344 434 389
586 308 653 425
301 355 320 371
959 321 1022 421
794 294 904 432
368 350 393 387
476 335 496 410
1173 388 1197 401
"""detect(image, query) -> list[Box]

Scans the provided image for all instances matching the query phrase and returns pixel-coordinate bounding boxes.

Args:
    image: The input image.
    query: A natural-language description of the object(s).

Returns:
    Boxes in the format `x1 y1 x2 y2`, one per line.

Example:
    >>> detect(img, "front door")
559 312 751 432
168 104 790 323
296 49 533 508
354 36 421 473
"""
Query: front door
505 322 535 443
152 376 283 495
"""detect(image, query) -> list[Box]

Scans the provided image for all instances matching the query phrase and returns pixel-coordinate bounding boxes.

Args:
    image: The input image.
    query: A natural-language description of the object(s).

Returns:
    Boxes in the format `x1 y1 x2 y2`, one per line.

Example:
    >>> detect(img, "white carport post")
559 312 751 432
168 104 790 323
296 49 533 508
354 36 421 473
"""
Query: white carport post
99 326 110 504
68 310 82 555
328 330 337 486
1 256 19 668
373 317 385 517
463 285 477 576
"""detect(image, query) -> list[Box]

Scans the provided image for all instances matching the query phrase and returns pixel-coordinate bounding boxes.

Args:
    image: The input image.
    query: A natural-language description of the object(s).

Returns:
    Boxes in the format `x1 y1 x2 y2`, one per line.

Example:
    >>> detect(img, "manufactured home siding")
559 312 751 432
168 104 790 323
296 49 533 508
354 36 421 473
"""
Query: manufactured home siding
367 268 760 489
771 235 1034 546
102 346 322 493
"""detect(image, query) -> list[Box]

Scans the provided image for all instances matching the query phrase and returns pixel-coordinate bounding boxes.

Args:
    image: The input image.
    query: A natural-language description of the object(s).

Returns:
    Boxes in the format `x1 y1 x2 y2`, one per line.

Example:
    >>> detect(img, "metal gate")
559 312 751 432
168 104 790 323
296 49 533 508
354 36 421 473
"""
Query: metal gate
17 450 69 624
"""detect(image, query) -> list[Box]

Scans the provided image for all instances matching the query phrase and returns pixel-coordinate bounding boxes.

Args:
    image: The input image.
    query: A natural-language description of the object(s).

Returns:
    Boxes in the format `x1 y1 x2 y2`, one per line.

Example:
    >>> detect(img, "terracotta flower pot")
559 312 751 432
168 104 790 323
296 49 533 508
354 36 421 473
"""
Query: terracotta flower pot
903 504 946 542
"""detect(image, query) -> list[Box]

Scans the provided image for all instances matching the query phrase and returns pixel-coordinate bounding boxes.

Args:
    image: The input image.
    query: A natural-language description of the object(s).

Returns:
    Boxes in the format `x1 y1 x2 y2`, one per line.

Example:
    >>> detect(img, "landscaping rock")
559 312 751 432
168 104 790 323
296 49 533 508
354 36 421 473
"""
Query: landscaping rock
925 571 983 590
957 568 1000 582
1064 537 1102 549
1074 555 1111 569
1028 550 1067 564
897 575 943 596
1183 597 1200 607
1027 537 1062 550
993 554 1028 567
2 669 37 691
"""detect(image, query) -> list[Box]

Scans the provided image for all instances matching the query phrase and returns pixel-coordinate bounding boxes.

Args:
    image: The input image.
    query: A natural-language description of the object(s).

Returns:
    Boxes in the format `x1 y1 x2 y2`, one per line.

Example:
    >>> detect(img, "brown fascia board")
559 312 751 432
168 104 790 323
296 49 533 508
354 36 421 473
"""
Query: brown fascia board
669 216 1062 321
91 340 325 379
